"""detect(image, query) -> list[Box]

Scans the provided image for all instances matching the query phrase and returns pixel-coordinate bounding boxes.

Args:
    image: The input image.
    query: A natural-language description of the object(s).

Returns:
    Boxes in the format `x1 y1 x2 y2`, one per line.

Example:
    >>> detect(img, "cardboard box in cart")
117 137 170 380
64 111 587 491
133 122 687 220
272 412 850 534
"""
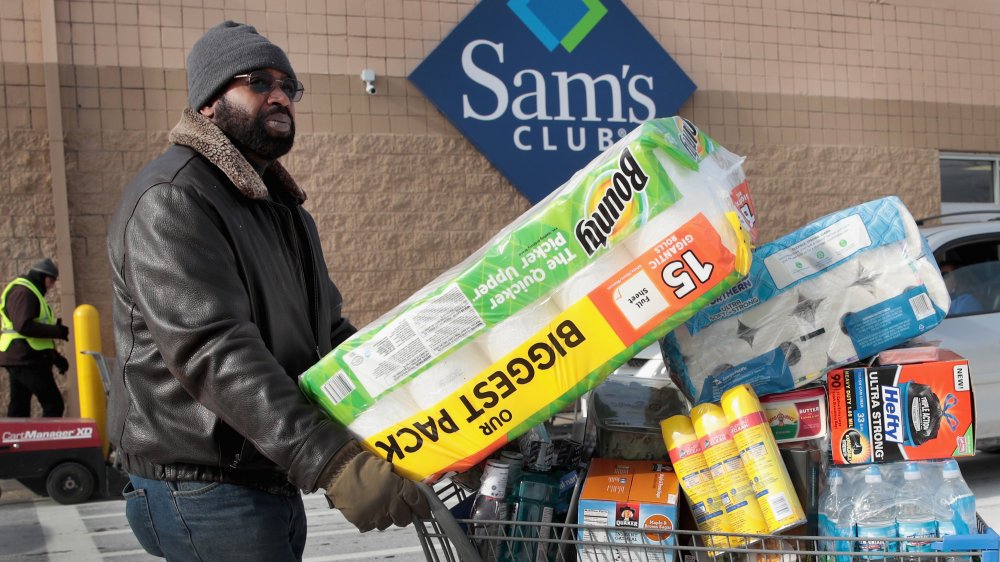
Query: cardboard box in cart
578 458 680 562
827 349 976 465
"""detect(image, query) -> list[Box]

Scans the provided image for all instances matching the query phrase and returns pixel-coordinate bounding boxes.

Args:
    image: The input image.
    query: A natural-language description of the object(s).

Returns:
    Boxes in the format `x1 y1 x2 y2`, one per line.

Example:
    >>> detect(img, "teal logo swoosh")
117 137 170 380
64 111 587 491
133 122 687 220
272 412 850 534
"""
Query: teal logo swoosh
508 0 608 52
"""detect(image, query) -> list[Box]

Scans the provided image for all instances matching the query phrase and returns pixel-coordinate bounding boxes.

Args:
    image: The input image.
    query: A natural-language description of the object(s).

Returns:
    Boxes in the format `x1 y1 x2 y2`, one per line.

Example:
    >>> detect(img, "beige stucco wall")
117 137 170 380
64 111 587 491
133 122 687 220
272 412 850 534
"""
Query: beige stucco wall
0 0 996 414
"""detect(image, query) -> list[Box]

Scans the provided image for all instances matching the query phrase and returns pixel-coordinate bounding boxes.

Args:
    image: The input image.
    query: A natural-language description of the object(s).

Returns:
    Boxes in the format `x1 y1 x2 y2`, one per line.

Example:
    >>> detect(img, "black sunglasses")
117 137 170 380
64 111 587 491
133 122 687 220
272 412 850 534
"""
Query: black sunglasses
233 71 305 102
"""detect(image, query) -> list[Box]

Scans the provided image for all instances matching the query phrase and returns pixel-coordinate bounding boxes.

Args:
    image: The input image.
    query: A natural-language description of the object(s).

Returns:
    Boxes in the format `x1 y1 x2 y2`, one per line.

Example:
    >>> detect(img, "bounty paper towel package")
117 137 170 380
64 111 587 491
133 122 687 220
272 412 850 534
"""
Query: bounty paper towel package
662 197 950 405
299 117 755 481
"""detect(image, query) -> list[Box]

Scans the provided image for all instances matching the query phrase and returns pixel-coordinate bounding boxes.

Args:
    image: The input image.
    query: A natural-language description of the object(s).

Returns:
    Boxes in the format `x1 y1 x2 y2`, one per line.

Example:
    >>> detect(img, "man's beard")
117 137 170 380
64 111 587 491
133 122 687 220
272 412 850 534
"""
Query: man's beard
214 97 295 162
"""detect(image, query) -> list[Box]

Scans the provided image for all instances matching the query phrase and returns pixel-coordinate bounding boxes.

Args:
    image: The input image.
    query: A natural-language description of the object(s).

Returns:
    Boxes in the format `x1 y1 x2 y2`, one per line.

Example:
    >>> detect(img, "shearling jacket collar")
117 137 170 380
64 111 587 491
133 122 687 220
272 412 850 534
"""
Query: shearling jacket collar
168 107 307 203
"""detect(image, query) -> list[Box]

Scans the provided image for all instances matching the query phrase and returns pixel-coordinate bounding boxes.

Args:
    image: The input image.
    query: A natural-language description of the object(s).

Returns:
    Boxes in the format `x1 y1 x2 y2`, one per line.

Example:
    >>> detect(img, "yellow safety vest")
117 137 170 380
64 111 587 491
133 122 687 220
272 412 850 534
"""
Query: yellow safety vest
0 278 56 351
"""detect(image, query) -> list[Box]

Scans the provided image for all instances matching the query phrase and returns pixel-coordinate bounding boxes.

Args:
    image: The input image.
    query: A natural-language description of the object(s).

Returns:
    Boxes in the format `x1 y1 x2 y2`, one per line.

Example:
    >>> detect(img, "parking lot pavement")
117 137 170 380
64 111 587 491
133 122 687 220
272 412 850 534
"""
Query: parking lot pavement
0 480 427 561
2 453 999 560
957 453 1000 528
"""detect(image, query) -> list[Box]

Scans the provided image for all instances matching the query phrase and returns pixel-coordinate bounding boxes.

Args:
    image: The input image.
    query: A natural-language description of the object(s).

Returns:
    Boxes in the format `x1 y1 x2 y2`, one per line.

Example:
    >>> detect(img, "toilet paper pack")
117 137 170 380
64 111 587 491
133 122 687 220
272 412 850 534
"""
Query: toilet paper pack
662 197 949 404
299 117 755 481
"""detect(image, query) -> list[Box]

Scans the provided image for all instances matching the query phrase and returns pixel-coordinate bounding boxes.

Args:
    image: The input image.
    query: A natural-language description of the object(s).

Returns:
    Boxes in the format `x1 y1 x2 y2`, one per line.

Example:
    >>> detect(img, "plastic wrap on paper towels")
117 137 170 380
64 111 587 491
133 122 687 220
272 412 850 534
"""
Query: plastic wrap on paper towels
662 196 950 405
298 117 756 481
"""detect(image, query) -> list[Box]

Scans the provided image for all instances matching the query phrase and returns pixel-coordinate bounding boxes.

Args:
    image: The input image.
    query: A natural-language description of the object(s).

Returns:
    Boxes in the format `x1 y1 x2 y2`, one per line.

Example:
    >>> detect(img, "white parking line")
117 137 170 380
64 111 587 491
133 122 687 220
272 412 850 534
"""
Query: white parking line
308 526 416 539
35 503 101 560
102 548 150 558
80 512 126 520
90 528 135 537
303 545 428 561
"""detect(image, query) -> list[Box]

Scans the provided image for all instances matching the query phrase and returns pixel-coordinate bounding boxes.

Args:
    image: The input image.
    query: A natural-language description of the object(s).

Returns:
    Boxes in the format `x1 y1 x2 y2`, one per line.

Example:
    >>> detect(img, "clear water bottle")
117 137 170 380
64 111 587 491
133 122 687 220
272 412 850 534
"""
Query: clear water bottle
819 468 854 562
471 459 511 561
935 459 977 537
855 465 898 561
896 462 937 559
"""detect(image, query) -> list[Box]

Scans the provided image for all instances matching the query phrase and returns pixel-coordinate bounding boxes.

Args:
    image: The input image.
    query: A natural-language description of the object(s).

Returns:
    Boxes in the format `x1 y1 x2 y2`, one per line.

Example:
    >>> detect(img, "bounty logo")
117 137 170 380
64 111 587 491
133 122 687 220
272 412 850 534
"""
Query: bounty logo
410 0 696 204
508 0 607 53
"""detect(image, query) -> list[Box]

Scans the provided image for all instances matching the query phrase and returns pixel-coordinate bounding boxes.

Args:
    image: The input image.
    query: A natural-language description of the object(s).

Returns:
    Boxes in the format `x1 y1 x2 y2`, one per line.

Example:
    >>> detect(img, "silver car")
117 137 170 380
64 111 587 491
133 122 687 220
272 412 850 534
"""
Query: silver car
919 214 1000 451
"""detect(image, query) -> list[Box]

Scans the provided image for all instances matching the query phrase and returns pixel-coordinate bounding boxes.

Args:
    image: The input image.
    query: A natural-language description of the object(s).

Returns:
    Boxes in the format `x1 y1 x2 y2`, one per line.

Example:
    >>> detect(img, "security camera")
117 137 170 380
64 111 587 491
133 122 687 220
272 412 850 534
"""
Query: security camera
360 69 376 95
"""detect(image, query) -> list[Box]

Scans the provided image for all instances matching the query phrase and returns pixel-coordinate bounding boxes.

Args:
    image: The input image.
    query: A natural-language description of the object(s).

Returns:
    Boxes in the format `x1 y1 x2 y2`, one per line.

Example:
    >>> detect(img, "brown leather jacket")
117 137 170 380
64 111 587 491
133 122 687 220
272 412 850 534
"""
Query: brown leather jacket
106 109 355 493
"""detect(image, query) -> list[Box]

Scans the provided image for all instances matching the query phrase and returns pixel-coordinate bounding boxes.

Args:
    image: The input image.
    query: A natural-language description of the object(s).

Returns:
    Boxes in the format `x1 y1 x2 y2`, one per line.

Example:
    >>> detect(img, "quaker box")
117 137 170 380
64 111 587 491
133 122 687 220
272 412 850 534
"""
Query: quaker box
578 458 680 562
827 349 975 465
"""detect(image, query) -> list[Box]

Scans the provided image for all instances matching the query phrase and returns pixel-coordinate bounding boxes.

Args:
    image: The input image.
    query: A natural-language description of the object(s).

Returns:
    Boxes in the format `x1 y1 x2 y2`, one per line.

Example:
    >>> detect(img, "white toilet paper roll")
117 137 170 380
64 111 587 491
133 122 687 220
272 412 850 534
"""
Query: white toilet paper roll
869 263 922 302
826 330 859 365
406 342 493 410
347 389 421 440
623 202 697 258
552 245 636 310
738 290 797 329
684 339 754 388
814 285 879 338
696 317 742 346
796 261 858 300
723 337 756 369
748 316 818 357
669 324 696 350
645 148 740 254
850 248 888 296
481 299 563 363
789 327 832 384
894 202 926 259
677 318 744 373
852 244 920 300
915 256 952 312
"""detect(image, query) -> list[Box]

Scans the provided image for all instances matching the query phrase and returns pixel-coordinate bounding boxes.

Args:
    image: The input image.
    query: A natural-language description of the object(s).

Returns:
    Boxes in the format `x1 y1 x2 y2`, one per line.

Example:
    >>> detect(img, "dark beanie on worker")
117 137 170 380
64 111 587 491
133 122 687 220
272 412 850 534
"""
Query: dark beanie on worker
186 21 296 110
29 257 59 279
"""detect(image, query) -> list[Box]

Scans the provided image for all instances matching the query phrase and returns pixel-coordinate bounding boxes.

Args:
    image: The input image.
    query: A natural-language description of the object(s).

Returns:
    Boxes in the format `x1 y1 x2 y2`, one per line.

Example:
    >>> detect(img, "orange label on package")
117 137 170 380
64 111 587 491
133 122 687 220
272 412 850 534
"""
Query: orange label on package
590 213 737 347
827 357 976 465
361 297 624 480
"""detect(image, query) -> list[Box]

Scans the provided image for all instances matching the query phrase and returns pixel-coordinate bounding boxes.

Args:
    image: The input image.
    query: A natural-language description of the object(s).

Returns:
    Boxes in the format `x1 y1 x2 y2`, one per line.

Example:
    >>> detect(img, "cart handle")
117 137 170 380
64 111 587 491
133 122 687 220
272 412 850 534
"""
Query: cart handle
414 482 483 562
933 526 1000 562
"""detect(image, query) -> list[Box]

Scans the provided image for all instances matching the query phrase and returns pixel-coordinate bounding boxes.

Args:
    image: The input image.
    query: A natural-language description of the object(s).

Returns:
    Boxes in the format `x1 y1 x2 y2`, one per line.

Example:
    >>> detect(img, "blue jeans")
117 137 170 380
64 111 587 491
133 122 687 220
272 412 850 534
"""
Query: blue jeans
124 475 307 561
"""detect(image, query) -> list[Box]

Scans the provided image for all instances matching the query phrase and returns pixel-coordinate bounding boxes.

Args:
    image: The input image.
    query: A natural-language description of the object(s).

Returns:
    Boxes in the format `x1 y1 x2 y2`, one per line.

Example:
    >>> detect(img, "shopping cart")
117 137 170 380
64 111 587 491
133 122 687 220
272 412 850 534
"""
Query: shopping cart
413 479 1000 562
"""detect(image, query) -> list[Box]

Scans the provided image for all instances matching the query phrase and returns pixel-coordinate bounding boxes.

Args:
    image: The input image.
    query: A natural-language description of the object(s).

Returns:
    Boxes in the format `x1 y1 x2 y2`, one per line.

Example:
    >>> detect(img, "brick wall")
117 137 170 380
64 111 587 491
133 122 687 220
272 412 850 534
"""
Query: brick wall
0 0 997 413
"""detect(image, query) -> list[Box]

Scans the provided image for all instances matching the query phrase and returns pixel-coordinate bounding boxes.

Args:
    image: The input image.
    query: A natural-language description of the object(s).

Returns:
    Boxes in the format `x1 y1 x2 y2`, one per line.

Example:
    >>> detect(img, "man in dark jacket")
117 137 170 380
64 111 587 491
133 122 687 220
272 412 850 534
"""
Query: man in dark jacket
107 21 428 561
0 258 70 417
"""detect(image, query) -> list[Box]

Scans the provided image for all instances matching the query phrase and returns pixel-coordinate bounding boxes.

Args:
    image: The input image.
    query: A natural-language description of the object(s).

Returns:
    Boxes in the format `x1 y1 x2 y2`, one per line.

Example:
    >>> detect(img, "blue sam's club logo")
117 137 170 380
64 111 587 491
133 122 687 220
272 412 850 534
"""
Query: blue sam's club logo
410 0 696 203
508 0 607 52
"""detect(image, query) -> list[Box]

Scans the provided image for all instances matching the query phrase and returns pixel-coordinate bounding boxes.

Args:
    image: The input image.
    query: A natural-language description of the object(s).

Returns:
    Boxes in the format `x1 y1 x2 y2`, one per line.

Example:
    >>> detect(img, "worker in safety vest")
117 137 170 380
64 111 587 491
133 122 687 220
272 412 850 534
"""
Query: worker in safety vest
0 258 70 417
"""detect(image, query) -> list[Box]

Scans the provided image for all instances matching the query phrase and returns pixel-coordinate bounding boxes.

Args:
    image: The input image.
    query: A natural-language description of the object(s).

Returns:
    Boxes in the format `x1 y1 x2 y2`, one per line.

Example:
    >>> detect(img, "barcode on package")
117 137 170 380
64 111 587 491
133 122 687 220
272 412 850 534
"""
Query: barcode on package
768 491 793 521
909 292 934 320
321 371 356 404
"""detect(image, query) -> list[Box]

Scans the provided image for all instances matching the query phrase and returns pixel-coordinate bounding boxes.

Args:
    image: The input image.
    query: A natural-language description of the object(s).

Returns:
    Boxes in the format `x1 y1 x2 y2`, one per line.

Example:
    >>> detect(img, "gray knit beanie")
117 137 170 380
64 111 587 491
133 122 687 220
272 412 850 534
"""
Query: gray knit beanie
30 258 59 279
186 21 296 110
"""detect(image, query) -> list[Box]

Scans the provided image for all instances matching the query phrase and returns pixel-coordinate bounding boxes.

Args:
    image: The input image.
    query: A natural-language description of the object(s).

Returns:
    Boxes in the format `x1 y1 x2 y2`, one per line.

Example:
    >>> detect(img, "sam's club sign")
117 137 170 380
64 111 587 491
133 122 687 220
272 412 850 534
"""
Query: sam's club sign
410 0 696 203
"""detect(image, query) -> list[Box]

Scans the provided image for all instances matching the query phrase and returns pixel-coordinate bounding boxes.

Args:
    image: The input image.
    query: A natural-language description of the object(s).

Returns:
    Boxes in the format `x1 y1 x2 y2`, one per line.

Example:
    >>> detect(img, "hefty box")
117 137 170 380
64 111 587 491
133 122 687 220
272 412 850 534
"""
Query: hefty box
827 350 975 464
577 458 679 562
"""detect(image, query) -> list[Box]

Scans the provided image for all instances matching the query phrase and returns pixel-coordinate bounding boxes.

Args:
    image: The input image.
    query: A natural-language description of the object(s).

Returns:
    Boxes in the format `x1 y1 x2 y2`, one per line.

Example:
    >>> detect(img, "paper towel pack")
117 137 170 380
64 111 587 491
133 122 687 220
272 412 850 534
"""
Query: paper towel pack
662 196 950 405
299 117 756 481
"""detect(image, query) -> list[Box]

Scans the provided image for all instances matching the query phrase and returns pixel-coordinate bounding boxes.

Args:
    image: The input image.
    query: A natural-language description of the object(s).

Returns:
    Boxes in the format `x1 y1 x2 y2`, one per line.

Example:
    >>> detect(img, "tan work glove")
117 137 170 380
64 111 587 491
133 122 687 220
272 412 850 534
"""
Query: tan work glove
322 441 431 532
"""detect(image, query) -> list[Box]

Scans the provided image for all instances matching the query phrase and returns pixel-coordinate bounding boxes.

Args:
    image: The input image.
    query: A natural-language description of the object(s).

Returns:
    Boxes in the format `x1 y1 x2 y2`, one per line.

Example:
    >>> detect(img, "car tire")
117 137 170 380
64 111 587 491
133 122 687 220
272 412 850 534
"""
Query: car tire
45 462 96 505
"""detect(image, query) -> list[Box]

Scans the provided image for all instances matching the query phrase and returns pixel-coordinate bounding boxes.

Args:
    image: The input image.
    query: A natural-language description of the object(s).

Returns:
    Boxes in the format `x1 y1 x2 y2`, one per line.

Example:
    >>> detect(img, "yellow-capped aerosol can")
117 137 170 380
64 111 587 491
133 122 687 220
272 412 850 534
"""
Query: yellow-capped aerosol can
721 384 806 533
661 415 742 551
691 402 769 537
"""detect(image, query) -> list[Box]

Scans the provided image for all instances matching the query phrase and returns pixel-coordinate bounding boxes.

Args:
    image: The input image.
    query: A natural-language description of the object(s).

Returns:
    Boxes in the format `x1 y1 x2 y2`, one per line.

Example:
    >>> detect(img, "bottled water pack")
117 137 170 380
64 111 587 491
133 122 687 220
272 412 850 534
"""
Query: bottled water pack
818 460 978 562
